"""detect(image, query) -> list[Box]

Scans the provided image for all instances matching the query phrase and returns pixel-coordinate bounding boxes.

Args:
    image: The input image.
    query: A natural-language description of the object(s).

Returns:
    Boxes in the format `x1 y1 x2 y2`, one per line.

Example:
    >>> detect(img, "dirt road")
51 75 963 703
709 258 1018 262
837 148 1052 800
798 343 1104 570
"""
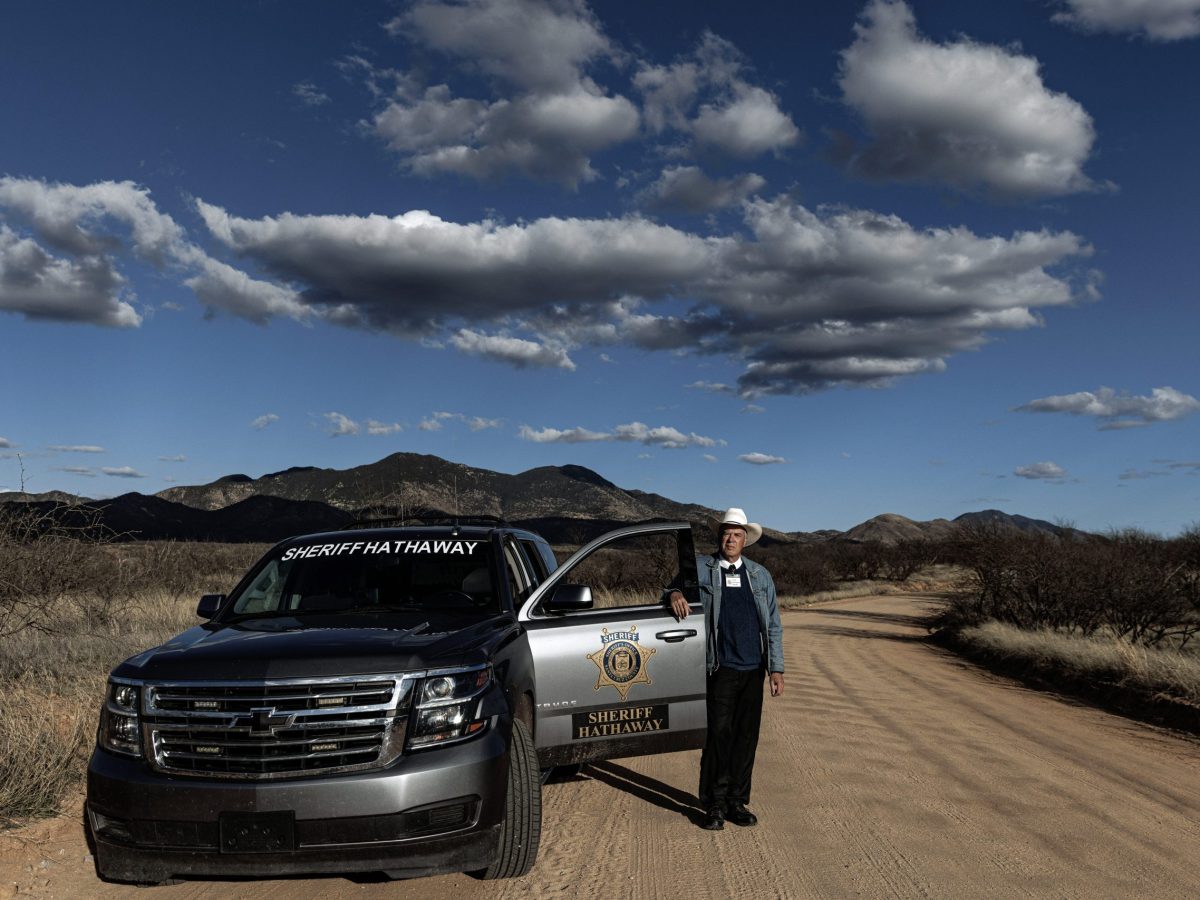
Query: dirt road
4 593 1199 899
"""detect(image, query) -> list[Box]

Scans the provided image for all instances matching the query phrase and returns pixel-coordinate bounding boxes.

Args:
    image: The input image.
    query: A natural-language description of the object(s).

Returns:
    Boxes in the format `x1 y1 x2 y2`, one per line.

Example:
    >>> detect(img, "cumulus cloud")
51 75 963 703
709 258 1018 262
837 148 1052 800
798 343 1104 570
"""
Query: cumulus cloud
1053 0 1200 40
450 329 576 370
639 166 765 213
369 0 635 186
0 438 12 449
0 177 301 327
48 445 105 453
1014 461 1067 481
1016 386 1200 429
101 466 146 478
519 421 718 448
366 420 404 435
634 32 799 159
686 380 736 395
324 412 360 436
197 195 1091 395
739 452 787 465
250 413 279 430
702 453 719 463
54 465 96 477
158 454 187 462
838 0 1099 197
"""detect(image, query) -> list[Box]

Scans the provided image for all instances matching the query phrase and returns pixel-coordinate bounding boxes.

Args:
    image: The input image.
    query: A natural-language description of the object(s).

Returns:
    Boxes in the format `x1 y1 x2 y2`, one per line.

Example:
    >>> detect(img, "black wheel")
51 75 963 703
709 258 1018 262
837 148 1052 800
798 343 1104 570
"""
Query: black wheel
480 719 541 879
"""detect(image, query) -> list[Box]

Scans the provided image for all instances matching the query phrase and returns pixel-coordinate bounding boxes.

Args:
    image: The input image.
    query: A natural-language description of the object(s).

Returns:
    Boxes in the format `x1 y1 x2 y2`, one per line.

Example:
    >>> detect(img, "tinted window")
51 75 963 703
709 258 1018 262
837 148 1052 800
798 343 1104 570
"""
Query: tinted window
227 536 498 617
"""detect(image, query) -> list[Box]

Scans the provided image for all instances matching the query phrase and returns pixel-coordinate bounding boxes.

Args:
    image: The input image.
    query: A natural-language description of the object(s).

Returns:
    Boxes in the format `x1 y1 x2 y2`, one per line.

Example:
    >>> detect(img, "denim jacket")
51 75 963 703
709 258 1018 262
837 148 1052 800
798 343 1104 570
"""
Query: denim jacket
695 553 784 675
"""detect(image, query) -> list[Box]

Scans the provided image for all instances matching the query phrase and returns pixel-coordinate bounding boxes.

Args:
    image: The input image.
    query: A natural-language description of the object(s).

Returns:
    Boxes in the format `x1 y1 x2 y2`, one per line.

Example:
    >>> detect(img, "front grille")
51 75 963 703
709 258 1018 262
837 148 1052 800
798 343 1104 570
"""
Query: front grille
144 675 415 779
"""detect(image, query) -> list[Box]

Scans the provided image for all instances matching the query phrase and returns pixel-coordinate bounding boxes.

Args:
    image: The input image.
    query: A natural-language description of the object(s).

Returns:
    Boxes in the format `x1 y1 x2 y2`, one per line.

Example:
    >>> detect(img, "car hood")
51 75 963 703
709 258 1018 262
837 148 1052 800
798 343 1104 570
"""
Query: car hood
111 612 515 681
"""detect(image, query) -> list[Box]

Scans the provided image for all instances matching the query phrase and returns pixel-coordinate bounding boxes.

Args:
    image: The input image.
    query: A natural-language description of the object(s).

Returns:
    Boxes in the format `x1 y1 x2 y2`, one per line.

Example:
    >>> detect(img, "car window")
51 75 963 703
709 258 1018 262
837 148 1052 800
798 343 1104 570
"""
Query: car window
548 531 687 610
227 537 500 616
518 539 549 582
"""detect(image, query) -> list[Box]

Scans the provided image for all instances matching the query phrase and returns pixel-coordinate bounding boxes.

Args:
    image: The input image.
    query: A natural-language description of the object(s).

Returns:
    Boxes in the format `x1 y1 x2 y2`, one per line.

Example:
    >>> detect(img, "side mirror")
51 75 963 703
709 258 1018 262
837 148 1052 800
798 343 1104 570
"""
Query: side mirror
544 584 593 614
196 594 225 620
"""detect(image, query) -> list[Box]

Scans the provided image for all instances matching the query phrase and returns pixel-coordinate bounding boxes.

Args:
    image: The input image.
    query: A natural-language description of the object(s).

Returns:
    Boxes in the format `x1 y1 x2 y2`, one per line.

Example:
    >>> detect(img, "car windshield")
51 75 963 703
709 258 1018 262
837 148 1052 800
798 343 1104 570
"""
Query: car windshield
225 536 499 619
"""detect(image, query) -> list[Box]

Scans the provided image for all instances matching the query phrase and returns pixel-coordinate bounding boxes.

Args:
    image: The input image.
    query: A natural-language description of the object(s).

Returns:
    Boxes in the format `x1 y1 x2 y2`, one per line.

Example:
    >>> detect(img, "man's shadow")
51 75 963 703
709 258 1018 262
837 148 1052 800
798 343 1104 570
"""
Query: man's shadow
581 761 706 825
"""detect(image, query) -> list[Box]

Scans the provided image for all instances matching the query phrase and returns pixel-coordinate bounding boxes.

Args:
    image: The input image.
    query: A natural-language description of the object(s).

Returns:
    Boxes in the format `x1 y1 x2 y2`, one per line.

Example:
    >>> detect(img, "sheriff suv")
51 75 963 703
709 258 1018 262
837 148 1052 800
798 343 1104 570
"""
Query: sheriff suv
87 519 704 884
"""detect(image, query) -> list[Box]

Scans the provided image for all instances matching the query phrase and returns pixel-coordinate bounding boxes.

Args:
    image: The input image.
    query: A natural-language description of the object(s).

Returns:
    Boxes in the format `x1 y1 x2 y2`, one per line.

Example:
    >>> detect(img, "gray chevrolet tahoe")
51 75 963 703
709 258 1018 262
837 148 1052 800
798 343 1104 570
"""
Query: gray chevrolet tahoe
87 520 704 884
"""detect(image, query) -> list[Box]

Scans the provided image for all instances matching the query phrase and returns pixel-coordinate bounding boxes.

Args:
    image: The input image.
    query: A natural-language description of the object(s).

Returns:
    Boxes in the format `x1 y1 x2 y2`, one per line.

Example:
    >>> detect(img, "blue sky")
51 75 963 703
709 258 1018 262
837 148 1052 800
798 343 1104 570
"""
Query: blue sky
2 0 1198 535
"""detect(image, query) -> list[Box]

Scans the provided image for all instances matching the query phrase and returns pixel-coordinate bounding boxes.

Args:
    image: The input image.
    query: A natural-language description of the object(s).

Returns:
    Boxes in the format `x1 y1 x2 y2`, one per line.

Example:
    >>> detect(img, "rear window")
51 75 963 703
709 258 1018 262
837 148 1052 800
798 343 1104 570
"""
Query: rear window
227 536 499 617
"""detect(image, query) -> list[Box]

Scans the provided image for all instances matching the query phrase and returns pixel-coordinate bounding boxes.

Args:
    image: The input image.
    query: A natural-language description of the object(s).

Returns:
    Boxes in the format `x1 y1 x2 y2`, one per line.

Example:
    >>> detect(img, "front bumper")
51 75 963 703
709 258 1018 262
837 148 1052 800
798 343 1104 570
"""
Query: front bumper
86 721 509 883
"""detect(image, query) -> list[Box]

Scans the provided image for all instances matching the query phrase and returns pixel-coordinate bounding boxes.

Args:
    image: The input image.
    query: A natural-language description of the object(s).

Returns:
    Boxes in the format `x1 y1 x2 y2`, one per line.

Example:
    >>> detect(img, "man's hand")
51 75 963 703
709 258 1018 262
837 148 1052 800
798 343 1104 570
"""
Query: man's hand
769 672 784 697
668 590 689 620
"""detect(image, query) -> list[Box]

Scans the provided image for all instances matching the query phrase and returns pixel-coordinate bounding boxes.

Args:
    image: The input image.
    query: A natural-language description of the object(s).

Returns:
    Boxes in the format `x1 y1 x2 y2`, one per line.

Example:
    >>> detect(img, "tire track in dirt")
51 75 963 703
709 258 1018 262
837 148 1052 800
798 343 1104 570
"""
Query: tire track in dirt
5 593 1200 899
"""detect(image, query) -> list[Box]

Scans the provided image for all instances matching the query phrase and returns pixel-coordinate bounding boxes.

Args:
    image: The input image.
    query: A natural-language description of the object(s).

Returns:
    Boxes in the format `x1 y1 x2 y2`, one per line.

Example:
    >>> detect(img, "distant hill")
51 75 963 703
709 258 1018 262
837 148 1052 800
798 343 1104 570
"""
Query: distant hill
0 490 86 505
1 452 1088 545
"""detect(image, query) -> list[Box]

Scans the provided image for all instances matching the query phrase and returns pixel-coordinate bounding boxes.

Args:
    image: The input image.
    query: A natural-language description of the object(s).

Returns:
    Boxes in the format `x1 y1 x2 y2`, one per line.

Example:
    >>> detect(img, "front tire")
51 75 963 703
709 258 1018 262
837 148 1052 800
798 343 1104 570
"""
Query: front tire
480 718 541 879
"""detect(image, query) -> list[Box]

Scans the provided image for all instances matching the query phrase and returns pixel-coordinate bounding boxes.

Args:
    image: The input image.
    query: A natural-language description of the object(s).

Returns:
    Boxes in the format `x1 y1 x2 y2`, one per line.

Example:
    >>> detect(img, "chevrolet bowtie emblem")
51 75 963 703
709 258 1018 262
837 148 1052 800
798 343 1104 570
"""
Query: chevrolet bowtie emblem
238 707 296 735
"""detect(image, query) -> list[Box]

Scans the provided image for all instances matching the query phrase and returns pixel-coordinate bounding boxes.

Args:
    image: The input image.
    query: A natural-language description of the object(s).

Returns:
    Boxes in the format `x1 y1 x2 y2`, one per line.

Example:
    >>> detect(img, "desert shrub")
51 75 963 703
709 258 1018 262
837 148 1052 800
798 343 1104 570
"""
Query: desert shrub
939 525 1200 648
752 544 836 596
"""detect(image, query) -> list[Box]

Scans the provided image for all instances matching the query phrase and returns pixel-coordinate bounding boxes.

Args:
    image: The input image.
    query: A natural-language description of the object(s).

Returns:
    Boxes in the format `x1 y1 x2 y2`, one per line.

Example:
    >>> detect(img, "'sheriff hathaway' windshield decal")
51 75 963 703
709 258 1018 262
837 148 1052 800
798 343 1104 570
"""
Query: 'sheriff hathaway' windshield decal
282 540 481 561
587 625 655 701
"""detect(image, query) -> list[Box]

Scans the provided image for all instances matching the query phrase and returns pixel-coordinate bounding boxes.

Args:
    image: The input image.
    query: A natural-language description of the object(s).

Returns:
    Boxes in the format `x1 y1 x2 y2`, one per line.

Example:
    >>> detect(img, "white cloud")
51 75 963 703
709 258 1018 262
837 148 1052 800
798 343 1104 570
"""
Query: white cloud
686 380 736 395
739 452 787 465
1016 386 1200 429
48 445 105 453
741 404 765 414
466 416 503 431
419 416 445 432
251 413 280 430
639 166 765 214
634 32 799 159
101 466 146 478
158 454 187 462
0 177 301 328
1014 461 1067 481
293 81 331 106
838 0 1099 197
691 85 801 158
324 412 360 437
366 420 404 436
519 421 718 448
197 195 1090 396
703 453 719 463
1053 0 1200 40
450 329 576 370
0 438 12 449
371 0 636 187
54 465 96 477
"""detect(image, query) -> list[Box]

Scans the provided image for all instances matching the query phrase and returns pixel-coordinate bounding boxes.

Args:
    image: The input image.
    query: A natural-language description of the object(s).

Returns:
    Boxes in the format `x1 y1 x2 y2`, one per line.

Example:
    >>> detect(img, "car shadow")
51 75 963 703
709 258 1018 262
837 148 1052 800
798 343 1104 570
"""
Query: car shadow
584 760 705 824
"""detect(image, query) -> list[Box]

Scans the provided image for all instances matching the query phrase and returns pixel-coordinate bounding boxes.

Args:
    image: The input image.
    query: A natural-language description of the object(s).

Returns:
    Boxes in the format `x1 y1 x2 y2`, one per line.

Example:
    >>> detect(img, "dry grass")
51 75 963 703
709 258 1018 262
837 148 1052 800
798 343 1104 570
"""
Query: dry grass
957 620 1200 707
779 565 966 610
0 542 260 828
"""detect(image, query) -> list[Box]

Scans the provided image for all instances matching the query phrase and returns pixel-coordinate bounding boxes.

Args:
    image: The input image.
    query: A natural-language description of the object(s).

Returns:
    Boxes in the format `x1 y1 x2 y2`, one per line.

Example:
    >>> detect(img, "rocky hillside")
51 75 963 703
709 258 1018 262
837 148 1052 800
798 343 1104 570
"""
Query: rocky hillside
3 452 1084 544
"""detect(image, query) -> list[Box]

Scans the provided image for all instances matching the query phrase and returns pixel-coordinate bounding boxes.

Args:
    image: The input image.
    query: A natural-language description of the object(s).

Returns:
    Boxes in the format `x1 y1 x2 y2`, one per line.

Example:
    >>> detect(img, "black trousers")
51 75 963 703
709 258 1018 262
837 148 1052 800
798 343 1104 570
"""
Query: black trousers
699 666 765 810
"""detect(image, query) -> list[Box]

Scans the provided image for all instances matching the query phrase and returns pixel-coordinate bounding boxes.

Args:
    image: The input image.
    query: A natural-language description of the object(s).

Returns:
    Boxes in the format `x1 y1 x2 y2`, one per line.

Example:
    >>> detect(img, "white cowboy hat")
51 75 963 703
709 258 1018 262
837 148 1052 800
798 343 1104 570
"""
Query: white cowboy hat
717 508 762 546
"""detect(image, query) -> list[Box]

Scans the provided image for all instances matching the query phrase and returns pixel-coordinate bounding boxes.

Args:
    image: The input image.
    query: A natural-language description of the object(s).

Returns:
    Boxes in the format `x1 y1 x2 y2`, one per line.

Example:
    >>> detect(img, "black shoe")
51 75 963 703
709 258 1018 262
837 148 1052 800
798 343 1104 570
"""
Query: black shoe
725 803 758 827
699 808 725 830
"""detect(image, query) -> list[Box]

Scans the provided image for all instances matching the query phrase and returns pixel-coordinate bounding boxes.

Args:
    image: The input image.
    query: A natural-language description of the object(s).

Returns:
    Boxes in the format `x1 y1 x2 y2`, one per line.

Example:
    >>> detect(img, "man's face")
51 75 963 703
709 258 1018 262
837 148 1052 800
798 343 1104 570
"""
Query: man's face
720 526 746 562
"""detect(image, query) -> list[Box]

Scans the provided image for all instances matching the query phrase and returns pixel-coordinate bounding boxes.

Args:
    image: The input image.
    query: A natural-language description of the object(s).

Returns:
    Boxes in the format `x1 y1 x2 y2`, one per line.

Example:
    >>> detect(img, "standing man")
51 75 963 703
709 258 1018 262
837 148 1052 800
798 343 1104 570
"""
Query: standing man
668 508 784 831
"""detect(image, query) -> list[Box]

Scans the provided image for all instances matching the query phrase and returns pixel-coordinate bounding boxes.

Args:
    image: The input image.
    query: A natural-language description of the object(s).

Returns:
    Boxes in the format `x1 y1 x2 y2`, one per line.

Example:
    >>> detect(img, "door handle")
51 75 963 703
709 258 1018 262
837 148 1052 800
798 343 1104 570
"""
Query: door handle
655 629 697 643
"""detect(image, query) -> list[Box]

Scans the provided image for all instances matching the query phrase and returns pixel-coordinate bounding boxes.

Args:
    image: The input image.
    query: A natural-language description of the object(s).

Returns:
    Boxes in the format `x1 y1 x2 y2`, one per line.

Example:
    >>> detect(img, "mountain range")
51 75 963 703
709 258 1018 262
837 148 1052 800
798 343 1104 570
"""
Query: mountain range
0 452 1079 544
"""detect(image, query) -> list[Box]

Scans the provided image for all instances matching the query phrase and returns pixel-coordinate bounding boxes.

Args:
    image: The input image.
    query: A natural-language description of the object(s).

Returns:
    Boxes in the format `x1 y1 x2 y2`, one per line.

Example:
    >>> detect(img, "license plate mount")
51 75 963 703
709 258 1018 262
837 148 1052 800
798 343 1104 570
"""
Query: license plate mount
218 811 296 854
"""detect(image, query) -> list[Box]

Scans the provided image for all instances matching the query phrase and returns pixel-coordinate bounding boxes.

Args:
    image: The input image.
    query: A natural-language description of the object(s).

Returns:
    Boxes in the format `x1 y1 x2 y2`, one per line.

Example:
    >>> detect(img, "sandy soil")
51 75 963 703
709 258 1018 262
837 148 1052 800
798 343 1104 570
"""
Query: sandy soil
4 593 1199 900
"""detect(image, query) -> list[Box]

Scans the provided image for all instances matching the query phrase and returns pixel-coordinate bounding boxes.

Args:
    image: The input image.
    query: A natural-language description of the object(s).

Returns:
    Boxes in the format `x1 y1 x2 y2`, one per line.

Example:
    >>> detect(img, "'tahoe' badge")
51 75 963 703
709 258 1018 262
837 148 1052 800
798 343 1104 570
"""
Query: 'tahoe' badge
587 626 655 701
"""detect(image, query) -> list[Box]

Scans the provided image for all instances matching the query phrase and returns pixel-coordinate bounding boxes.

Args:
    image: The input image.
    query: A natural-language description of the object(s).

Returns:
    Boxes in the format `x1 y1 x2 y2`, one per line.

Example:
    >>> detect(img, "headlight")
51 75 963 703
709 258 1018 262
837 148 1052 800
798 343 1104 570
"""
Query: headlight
98 680 142 757
408 666 491 749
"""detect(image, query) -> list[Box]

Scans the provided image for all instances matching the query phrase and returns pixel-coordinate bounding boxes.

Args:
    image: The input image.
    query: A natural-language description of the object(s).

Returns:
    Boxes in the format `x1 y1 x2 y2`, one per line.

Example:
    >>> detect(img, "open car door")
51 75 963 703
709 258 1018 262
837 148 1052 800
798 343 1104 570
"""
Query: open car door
518 522 704 768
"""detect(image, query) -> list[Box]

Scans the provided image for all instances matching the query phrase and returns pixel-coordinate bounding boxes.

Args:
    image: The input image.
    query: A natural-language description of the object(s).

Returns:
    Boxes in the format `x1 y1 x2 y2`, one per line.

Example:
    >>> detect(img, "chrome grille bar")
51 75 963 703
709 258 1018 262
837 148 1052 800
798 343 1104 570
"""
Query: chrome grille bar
144 674 416 780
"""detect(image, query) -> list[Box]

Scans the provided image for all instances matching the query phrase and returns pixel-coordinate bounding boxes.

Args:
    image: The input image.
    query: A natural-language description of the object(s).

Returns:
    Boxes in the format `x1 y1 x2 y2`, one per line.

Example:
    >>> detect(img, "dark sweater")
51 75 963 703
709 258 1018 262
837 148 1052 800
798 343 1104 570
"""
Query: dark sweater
716 564 762 671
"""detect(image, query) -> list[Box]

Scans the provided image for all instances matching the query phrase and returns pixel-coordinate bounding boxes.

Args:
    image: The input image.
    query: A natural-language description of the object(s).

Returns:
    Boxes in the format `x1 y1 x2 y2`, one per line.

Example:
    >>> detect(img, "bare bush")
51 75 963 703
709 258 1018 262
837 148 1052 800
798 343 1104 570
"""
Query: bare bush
939 525 1200 649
